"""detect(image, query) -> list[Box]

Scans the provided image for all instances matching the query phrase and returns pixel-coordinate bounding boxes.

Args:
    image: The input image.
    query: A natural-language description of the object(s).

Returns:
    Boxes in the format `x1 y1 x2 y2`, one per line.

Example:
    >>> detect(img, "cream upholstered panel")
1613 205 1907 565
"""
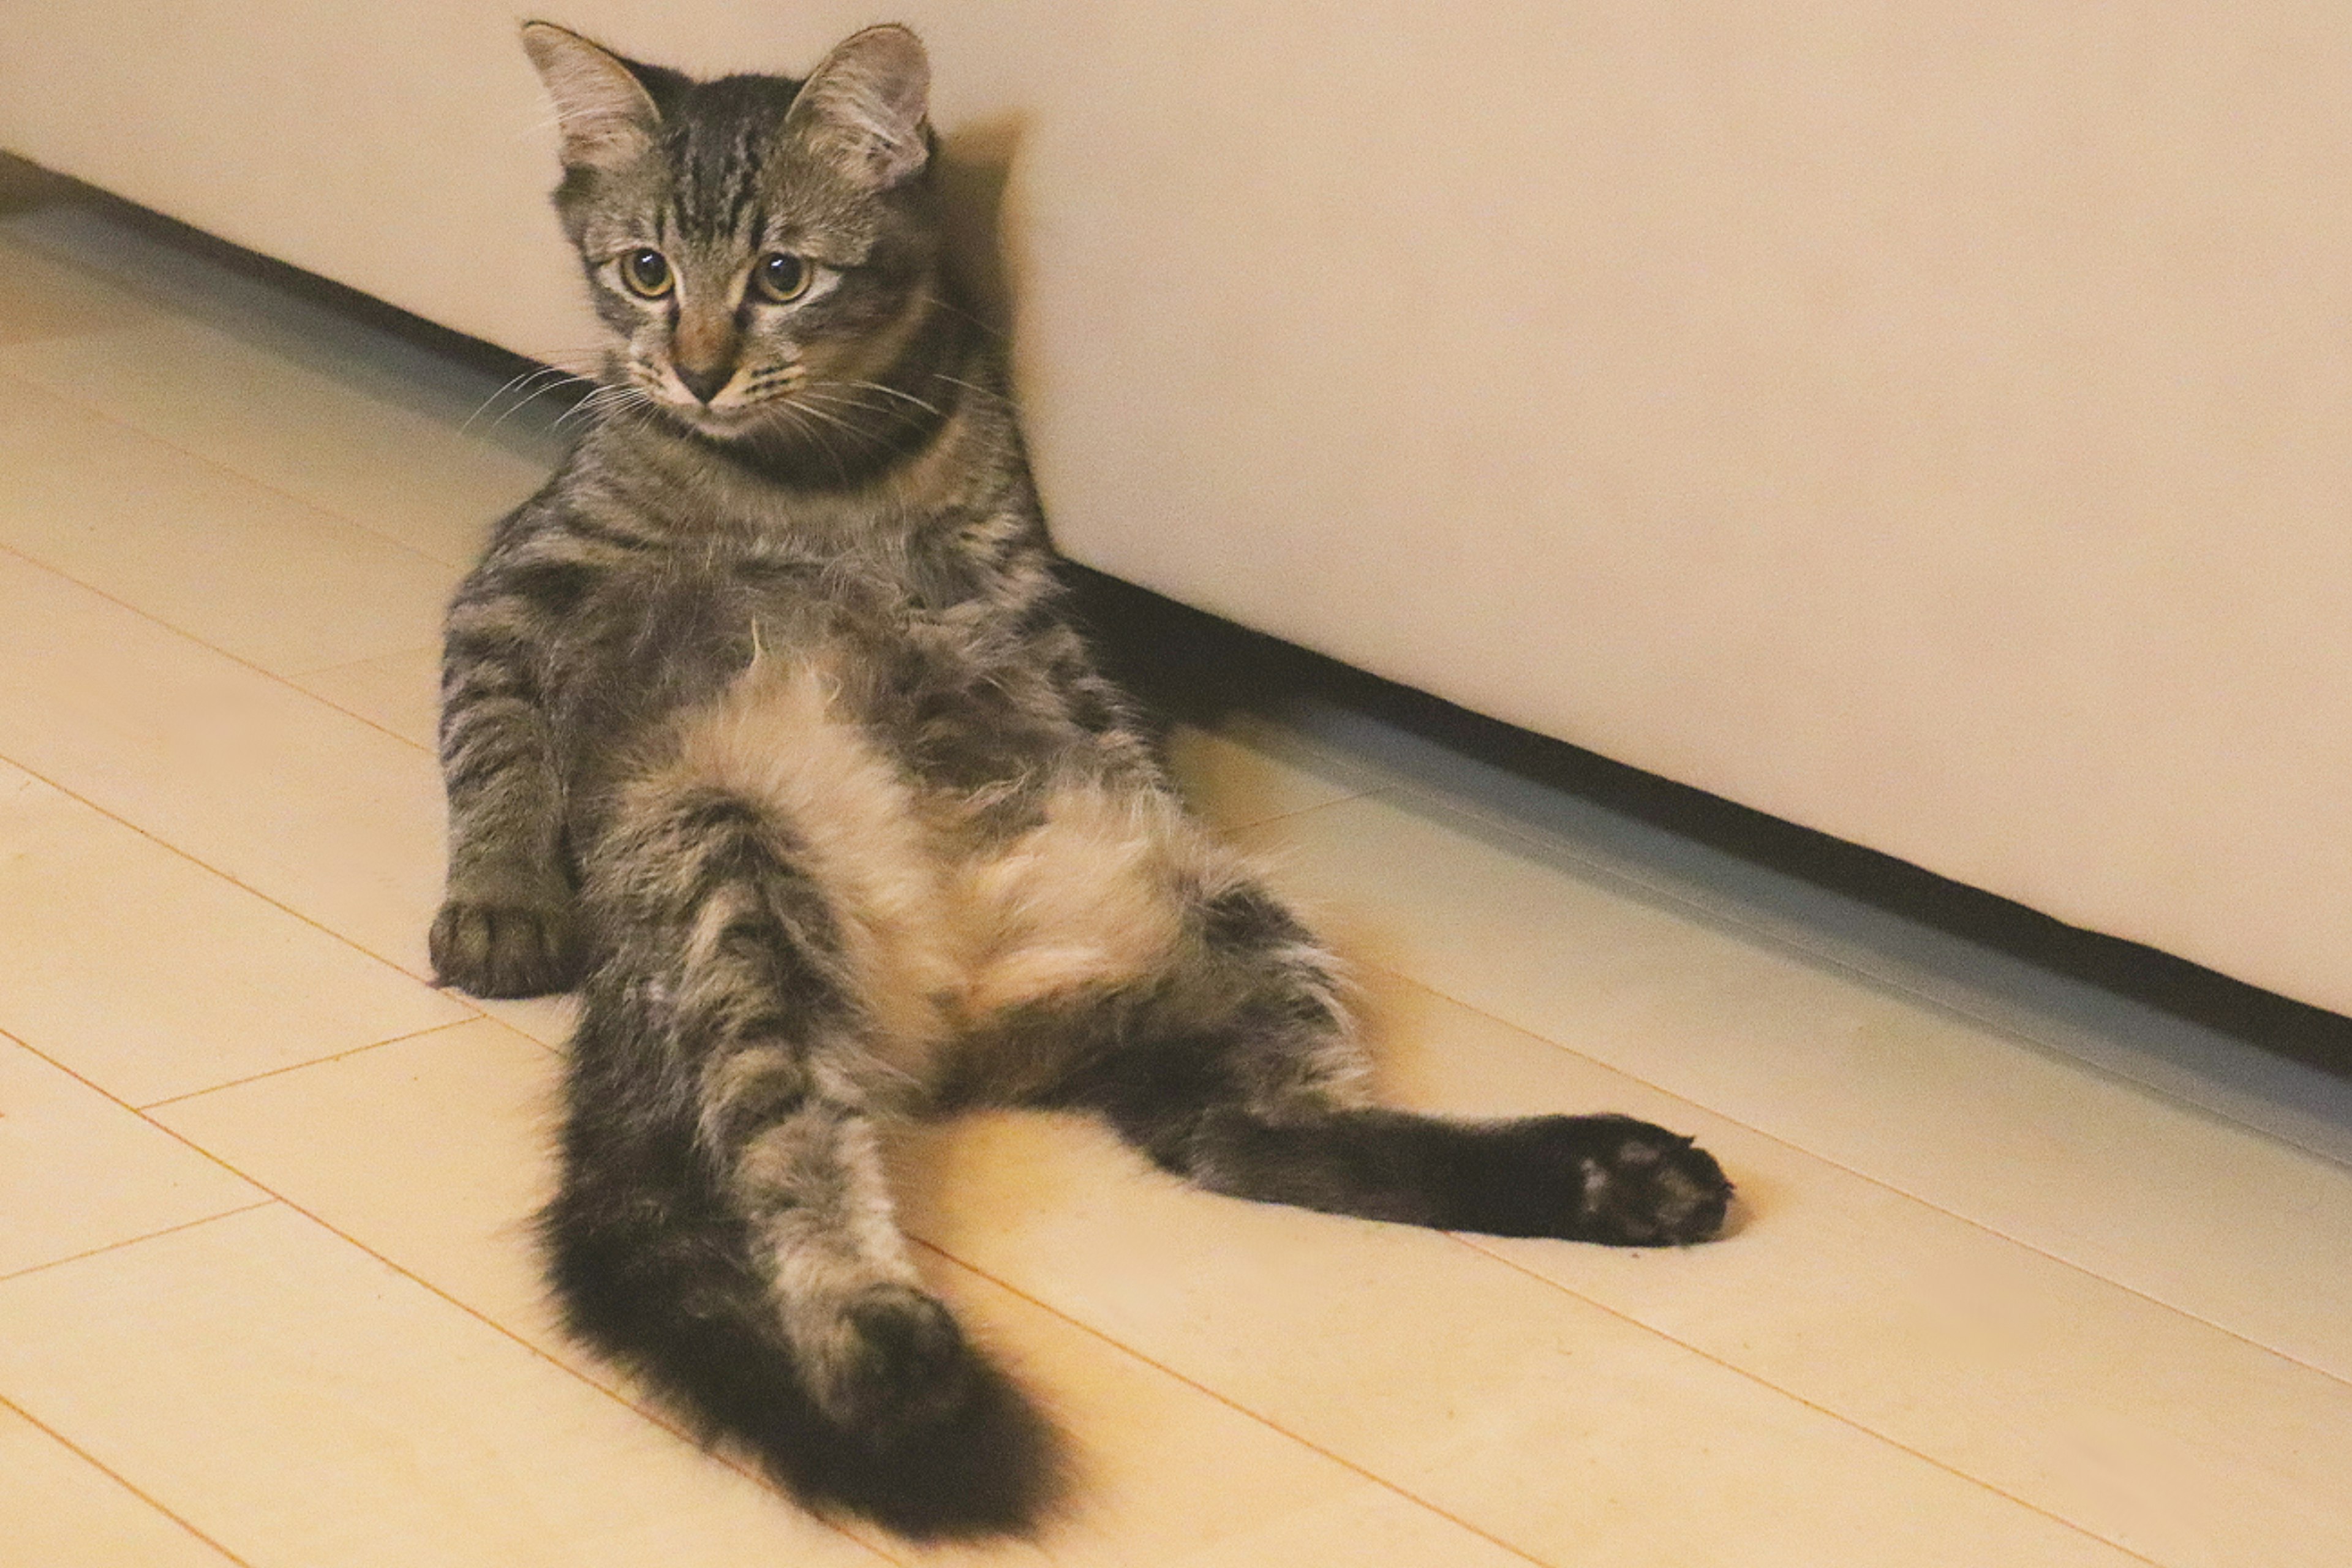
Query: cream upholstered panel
4 2 2348 1015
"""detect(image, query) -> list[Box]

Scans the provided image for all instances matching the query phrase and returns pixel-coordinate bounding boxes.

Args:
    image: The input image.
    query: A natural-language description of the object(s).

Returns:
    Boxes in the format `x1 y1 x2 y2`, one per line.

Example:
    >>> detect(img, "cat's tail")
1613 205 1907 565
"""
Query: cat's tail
538 999 1064 1539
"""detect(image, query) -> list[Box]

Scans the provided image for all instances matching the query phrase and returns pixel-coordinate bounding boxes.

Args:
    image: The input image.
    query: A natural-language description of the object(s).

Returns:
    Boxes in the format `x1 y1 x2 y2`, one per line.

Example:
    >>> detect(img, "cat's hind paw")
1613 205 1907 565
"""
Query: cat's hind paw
1558 1114 1733 1245
1475 1113 1732 1245
792 1284 1069 1539
809 1285 977 1434
429 894 580 997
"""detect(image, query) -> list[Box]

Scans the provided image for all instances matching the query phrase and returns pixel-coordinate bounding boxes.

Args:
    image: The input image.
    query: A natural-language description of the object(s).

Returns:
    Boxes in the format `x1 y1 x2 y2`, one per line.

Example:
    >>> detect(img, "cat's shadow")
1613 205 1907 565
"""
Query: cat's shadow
935 113 1027 343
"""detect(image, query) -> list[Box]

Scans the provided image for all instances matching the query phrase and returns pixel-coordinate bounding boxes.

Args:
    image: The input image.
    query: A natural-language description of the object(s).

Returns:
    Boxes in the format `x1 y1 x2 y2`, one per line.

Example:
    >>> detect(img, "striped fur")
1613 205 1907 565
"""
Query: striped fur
435 21 1733 1540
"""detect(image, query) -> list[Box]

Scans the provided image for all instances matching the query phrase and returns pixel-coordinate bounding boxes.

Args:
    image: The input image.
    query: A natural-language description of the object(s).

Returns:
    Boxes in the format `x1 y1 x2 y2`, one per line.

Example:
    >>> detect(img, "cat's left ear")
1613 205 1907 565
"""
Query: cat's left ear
785 25 932 189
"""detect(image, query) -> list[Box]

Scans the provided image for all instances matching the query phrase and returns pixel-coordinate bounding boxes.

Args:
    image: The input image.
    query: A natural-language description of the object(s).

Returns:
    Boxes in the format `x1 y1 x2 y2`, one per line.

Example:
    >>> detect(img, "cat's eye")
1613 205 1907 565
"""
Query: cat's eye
618 247 673 299
753 252 813 305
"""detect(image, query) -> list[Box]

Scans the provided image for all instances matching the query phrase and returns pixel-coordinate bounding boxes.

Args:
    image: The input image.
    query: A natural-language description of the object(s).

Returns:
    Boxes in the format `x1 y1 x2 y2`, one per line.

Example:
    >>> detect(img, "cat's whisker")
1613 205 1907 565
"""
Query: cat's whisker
933 374 1008 407
614 401 664 446
827 378 945 420
767 400 858 487
556 384 619 421
465 361 599 434
466 363 565 426
771 394 865 444
775 392 867 442
556 382 652 431
795 386 942 440
790 386 908 430
919 291 1005 342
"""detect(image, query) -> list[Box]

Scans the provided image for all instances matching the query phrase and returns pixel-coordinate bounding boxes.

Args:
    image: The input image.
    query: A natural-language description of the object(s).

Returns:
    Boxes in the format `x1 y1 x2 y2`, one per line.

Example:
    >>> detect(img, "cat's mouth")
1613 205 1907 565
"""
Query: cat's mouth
654 370 820 443
650 389 796 443
672 398 768 435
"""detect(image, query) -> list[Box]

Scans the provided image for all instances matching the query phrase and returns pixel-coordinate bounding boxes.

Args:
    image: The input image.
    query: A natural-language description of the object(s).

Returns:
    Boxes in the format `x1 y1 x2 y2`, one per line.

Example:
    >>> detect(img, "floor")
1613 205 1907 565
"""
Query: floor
2 163 2349 1568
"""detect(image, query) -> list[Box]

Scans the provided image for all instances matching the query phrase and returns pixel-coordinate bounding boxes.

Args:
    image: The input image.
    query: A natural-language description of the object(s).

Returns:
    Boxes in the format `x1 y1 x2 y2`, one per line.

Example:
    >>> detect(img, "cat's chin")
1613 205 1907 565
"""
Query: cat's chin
662 403 858 473
660 400 780 443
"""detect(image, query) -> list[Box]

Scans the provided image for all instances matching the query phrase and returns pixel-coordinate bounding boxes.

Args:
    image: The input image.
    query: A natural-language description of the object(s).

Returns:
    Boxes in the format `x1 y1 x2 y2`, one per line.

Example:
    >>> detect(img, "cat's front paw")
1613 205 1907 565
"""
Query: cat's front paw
429 894 580 997
1559 1115 1733 1246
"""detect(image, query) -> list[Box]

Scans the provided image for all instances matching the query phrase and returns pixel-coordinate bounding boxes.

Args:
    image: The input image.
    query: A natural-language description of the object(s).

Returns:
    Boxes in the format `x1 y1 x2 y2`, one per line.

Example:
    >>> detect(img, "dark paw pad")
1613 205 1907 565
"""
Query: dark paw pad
1569 1116 1733 1245
815 1286 976 1434
429 896 579 998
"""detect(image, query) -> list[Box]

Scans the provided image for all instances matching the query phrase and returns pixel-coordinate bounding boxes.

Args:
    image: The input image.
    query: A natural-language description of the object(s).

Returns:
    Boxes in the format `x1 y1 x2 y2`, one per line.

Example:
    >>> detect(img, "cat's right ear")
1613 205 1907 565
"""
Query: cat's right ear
785 25 932 189
520 21 661 172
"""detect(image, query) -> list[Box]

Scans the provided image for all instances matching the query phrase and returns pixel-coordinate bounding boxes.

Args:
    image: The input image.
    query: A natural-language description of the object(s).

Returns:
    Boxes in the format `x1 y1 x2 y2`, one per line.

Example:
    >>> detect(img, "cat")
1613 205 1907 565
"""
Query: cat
432 19 1733 1540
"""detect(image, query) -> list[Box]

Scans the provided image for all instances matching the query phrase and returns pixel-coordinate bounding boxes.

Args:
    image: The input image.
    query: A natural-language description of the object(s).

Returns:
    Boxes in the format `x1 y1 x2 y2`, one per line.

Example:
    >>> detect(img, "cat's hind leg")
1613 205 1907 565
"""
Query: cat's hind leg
1049 879 1733 1246
545 767 1059 1539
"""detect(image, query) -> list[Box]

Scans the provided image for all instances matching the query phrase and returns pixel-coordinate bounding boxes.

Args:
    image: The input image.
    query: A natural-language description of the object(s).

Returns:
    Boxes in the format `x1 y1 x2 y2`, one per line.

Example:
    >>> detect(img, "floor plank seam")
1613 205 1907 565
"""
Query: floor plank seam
0 1027 903 1566
10 352 492 573
905 1236 1559 1568
0 1390 261 1568
1396 967 2352 1396
0 1200 281 1287
0 677 451 991
1455 1237 2174 1568
132 1016 497 1110
0 537 440 760
284 643 440 690
1207 781 1394 837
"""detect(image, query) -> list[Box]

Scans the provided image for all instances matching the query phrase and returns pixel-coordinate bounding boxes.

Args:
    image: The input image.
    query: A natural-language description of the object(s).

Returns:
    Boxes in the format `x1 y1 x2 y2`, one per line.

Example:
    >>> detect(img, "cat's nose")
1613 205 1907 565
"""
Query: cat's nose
675 361 733 405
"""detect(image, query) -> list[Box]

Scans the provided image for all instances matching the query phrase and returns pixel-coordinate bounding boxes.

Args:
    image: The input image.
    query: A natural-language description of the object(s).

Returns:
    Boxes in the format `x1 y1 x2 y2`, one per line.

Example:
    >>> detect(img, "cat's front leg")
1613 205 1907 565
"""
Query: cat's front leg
430 576 580 997
431 873 576 997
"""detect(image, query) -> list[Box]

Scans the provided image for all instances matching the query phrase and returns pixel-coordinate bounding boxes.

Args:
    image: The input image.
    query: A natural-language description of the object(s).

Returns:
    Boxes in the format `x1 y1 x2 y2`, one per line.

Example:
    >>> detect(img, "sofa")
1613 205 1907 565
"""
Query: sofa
6 1 2346 1016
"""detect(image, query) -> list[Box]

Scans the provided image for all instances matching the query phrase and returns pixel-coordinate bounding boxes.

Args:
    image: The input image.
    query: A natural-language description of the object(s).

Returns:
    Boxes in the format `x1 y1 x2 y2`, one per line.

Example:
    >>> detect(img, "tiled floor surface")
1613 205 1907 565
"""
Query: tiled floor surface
3 165 2349 1566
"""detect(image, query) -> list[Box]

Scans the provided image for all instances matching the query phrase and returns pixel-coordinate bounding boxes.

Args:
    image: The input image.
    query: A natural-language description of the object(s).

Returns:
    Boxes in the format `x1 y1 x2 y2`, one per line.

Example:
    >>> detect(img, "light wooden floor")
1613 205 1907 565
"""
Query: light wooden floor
3 170 2349 1568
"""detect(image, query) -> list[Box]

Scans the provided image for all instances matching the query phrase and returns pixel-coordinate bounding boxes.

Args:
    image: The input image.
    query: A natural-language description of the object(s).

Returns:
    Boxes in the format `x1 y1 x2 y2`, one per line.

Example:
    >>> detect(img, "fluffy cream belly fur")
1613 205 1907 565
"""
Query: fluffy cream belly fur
656 654 1240 1089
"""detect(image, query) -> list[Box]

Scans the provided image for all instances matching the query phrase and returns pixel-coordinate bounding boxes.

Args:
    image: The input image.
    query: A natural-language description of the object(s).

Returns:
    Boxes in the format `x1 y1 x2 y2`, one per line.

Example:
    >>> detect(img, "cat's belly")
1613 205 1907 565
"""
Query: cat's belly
661 652 1232 1093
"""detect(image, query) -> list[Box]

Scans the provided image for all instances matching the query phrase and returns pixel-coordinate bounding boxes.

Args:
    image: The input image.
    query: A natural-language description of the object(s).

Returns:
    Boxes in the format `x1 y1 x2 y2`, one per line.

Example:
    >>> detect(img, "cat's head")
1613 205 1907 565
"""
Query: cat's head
521 21 946 451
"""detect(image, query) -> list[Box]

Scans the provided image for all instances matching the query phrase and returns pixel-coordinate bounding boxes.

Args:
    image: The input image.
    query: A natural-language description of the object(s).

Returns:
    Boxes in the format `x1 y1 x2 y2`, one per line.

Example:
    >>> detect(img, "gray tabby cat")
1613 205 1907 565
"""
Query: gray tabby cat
434 20 1732 1539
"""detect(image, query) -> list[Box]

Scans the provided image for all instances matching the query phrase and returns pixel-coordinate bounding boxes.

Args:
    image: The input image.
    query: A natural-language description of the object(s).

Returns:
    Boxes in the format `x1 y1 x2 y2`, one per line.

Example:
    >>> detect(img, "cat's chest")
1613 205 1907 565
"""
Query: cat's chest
548 541 1016 726
568 541 899 644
